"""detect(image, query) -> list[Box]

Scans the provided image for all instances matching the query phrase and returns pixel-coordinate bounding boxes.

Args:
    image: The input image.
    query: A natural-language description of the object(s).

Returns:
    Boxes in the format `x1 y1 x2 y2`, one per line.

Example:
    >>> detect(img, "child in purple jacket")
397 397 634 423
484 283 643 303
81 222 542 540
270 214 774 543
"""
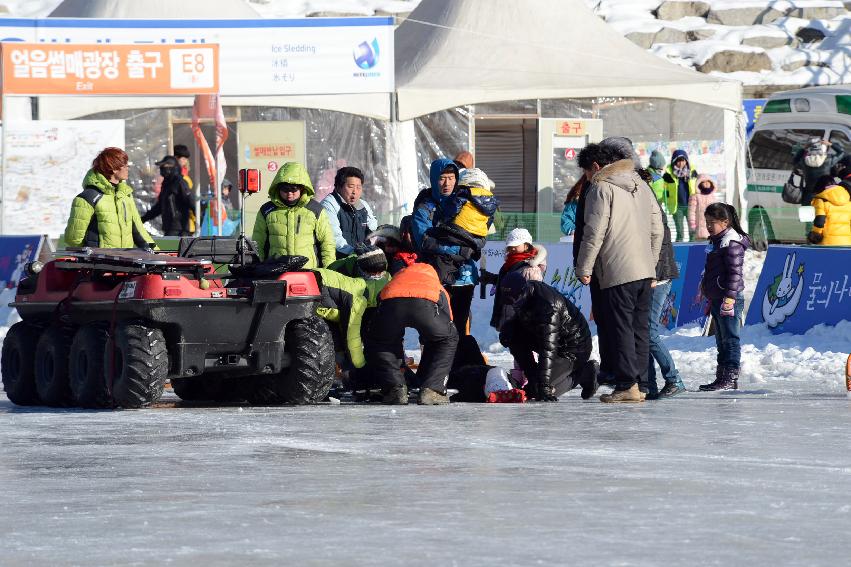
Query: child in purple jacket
699 203 750 391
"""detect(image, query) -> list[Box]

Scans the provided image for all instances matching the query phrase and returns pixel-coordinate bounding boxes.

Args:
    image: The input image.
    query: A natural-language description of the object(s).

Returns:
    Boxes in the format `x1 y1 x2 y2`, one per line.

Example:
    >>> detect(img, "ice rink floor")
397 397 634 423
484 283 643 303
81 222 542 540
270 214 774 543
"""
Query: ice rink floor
2 390 850 566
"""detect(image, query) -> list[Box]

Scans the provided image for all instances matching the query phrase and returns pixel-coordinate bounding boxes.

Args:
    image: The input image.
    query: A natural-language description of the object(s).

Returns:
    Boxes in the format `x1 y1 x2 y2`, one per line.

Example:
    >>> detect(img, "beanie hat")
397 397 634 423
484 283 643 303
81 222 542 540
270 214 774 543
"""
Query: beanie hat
366 224 401 244
484 367 513 396
354 243 387 275
174 144 190 159
649 149 666 171
505 227 533 248
600 136 640 168
458 167 495 190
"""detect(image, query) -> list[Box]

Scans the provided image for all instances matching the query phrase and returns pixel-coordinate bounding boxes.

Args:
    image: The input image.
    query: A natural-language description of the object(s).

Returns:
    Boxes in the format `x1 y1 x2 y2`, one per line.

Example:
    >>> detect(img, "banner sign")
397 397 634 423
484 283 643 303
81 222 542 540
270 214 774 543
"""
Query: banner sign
745 245 851 334
0 235 44 327
743 98 767 138
2 120 125 237
1 43 219 95
0 18 393 96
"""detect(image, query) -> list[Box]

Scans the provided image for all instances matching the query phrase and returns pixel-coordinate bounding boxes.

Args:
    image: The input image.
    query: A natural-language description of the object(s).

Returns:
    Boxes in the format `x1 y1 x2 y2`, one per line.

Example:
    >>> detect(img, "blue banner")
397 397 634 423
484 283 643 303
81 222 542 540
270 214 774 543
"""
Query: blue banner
743 99 767 138
745 245 851 334
0 235 45 326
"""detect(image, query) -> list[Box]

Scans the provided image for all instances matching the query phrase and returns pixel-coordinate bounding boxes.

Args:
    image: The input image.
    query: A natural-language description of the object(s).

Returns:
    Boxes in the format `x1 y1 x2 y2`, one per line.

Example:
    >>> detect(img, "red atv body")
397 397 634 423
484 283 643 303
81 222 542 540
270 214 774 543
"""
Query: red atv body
1 241 335 408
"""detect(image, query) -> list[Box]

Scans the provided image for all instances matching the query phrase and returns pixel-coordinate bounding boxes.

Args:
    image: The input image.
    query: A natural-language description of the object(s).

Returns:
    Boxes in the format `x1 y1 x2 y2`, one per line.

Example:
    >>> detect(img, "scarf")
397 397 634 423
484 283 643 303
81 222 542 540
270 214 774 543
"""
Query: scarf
503 249 536 271
674 164 690 179
393 251 418 268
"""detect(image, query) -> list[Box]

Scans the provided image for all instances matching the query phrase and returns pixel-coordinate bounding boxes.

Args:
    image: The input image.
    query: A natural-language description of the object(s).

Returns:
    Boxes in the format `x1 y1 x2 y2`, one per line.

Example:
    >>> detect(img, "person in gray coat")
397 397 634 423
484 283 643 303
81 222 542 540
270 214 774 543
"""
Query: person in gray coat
576 143 663 403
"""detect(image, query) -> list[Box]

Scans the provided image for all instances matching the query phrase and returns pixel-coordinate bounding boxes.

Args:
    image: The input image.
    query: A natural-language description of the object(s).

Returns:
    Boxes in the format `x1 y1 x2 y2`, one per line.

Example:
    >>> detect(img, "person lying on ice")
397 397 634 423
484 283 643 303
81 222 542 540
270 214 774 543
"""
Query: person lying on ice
367 263 458 405
496 272 599 402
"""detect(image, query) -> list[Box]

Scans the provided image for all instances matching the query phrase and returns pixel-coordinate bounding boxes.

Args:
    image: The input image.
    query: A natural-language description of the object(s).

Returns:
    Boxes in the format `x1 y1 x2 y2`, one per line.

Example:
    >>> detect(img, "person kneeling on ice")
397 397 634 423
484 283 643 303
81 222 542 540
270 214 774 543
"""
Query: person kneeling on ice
367 263 458 405
496 272 599 402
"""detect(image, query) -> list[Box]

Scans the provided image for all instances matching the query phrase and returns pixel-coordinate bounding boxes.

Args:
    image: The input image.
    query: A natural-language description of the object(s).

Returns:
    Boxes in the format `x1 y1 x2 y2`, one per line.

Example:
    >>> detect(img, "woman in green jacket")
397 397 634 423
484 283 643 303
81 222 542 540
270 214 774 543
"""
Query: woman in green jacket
64 147 156 249
252 162 335 268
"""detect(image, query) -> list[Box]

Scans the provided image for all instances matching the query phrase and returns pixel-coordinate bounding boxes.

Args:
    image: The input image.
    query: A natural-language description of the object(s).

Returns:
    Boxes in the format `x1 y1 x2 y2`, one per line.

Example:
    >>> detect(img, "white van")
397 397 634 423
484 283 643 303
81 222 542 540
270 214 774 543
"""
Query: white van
746 86 851 249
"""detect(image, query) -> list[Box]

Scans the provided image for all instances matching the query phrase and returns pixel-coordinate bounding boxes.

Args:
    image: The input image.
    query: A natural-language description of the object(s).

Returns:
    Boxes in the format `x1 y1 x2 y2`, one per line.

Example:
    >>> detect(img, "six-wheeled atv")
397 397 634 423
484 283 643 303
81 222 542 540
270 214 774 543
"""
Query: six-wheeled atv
1 239 335 409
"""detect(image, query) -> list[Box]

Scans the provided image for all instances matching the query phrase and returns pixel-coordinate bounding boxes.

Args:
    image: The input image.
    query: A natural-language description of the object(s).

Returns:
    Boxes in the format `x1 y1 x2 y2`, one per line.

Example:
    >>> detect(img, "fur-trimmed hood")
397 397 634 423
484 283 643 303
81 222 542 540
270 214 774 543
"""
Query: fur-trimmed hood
592 159 644 194
528 243 548 267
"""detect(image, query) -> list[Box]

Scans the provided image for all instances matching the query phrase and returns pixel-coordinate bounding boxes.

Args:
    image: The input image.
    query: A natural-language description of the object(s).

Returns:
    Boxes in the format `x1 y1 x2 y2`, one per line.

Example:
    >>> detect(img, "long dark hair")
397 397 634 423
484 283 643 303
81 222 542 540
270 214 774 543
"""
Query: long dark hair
704 203 749 240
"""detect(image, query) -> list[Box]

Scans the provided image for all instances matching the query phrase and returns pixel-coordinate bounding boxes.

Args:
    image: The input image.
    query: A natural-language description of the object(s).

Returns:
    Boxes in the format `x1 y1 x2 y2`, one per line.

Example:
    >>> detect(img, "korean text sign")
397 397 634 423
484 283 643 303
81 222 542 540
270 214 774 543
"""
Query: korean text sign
1 43 219 95
745 245 851 334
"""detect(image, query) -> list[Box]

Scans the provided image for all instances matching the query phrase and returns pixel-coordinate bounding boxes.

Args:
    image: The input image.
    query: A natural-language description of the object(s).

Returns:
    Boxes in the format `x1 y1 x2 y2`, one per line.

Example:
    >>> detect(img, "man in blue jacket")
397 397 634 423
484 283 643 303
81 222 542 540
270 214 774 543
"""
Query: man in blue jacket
321 166 378 258
410 158 478 338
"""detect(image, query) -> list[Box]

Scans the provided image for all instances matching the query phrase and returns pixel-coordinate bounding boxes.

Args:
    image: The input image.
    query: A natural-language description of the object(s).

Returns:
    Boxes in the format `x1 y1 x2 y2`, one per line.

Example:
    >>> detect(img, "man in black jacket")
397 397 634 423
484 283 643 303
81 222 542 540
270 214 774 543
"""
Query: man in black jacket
142 155 196 236
497 273 598 401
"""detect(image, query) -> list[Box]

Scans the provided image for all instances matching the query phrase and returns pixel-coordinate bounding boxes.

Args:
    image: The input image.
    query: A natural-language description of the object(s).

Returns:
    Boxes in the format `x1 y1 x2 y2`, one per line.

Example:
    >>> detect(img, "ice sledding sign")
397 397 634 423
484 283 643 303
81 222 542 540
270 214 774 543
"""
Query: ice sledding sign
745 245 851 334
0 43 219 95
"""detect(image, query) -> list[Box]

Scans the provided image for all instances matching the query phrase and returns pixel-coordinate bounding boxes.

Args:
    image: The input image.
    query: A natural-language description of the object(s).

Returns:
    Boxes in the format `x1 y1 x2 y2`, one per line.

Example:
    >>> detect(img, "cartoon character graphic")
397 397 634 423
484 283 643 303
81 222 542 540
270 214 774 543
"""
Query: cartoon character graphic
762 252 805 328
7 243 33 289
549 266 584 304
660 290 678 328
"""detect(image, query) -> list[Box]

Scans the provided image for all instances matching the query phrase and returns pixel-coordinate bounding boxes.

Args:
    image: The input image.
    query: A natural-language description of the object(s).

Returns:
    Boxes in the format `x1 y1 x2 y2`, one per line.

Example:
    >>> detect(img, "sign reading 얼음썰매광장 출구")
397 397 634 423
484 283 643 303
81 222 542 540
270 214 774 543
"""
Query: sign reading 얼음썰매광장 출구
0 17 394 96
0 43 219 95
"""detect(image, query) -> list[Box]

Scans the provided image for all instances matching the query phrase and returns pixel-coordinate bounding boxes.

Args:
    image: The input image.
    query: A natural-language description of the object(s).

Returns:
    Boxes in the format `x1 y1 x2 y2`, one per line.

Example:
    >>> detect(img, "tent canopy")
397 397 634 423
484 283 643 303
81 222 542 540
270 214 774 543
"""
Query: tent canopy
394 0 742 120
49 0 260 18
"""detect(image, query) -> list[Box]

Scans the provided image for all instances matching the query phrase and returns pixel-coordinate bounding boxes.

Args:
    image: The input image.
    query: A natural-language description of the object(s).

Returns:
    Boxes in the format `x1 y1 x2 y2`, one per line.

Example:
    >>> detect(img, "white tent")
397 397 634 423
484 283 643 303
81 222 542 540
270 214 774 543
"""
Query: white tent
49 0 261 18
394 0 748 216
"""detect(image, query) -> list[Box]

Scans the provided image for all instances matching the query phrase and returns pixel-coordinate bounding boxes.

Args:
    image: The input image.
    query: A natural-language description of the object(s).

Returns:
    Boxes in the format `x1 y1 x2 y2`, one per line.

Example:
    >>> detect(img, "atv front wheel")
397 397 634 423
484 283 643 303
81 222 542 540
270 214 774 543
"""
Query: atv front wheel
69 324 111 409
1 321 42 406
109 323 168 409
35 326 75 407
243 316 335 405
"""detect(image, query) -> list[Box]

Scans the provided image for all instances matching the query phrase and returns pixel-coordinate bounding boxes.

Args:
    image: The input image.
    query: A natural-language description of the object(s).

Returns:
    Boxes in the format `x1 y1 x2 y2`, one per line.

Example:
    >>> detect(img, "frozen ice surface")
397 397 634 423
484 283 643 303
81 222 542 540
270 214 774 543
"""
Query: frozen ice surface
2 390 851 566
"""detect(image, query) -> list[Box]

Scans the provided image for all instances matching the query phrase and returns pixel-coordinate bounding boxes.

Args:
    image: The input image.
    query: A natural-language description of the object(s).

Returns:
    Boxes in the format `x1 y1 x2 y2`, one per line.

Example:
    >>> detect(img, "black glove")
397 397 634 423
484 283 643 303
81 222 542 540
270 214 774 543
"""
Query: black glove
807 231 823 244
458 246 475 260
537 383 558 402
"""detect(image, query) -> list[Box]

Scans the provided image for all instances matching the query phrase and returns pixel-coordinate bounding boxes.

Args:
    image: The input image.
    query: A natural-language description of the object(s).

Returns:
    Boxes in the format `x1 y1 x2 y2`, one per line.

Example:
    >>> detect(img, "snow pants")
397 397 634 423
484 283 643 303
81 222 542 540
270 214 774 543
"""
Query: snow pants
367 297 458 393
597 278 652 391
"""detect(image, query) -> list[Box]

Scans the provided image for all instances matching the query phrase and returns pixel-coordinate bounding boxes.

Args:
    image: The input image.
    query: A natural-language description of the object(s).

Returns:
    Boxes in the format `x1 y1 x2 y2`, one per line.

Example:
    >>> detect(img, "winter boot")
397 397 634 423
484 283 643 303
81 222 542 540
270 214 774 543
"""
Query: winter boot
656 380 686 398
382 384 409 405
579 360 600 400
599 383 644 403
699 367 738 391
486 389 527 403
418 387 450 405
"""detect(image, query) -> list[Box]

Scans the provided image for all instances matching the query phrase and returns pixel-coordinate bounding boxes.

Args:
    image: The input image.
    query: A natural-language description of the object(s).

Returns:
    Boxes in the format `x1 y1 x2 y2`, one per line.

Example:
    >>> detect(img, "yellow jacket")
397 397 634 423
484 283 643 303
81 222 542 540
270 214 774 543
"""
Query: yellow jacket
811 185 851 246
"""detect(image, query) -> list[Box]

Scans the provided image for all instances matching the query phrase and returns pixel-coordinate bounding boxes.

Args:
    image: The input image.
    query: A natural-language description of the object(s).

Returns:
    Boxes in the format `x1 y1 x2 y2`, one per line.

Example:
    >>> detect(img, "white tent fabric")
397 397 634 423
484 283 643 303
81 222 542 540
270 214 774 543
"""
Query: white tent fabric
49 0 261 18
394 0 742 121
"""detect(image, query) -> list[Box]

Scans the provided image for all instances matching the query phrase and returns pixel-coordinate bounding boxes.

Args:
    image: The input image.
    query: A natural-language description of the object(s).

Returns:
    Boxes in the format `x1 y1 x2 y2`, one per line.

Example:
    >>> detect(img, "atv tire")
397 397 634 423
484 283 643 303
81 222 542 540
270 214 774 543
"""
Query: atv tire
243 316 335 405
109 323 168 409
35 325 75 407
1 321 42 406
69 324 111 409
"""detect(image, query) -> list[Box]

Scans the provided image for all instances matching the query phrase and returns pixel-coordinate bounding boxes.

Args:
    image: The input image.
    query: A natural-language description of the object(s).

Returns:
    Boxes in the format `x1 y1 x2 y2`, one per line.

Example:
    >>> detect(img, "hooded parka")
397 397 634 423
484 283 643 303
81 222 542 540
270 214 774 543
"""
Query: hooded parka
810 185 851 246
64 169 156 249
252 162 335 268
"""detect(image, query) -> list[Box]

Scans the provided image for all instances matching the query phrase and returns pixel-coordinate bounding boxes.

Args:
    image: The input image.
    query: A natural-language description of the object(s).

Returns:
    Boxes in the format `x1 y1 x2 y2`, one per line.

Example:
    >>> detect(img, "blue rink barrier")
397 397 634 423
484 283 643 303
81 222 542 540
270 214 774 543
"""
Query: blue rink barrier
745 244 851 334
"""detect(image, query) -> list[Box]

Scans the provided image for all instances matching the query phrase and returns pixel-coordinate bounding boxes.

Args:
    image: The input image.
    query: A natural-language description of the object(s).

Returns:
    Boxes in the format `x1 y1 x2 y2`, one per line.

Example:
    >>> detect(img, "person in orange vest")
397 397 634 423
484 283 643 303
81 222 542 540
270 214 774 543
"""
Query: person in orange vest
367 263 458 405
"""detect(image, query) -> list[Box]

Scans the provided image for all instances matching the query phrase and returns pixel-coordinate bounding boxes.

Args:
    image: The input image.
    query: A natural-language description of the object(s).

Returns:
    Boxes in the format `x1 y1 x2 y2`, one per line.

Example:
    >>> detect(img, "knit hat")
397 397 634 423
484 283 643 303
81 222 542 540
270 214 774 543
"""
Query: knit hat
366 224 401 245
458 167 495 190
484 367 513 395
649 149 666 171
600 136 640 168
354 243 387 275
173 144 190 159
505 227 533 248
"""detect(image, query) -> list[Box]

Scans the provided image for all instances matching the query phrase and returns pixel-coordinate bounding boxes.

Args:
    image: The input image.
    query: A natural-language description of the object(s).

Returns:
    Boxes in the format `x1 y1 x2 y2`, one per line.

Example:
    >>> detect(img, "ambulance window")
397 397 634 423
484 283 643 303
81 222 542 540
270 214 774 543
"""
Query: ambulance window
749 128 824 170
828 130 851 155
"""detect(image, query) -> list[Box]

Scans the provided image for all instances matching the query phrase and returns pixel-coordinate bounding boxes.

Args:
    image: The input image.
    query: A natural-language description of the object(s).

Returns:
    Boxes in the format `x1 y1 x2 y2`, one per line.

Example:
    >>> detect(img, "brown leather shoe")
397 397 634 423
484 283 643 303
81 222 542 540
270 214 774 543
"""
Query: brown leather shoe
600 383 644 403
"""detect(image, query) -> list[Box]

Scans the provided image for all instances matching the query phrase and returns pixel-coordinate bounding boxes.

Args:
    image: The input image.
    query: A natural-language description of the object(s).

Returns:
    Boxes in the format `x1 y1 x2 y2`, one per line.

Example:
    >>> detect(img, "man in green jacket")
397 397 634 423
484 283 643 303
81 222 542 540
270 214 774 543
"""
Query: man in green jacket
252 162 335 268
662 149 698 242
313 268 369 370
64 147 156 249
647 149 668 209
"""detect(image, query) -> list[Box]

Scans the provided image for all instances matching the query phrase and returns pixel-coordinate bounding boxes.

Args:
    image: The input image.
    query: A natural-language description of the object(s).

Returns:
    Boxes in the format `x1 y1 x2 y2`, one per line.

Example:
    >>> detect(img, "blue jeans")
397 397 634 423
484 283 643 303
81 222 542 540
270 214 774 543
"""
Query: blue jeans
709 295 744 370
648 281 681 392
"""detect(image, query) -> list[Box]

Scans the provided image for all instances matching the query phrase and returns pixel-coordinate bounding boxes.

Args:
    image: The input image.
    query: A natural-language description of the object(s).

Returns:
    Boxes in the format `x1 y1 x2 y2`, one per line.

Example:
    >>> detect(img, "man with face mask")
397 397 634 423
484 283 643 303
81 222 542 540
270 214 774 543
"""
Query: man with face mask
142 155 197 236
794 138 845 207
252 161 335 268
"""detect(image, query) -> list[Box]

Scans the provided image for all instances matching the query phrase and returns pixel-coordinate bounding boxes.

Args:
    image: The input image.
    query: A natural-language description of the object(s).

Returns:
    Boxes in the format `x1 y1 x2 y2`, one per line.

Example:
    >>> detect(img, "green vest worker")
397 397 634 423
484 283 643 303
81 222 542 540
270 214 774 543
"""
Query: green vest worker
252 162 335 268
64 147 157 249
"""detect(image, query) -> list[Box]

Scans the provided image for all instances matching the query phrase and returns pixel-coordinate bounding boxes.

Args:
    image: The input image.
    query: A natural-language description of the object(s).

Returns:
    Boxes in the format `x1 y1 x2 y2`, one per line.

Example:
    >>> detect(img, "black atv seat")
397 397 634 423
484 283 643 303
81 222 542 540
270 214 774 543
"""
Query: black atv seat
178 236 261 266
57 247 210 274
